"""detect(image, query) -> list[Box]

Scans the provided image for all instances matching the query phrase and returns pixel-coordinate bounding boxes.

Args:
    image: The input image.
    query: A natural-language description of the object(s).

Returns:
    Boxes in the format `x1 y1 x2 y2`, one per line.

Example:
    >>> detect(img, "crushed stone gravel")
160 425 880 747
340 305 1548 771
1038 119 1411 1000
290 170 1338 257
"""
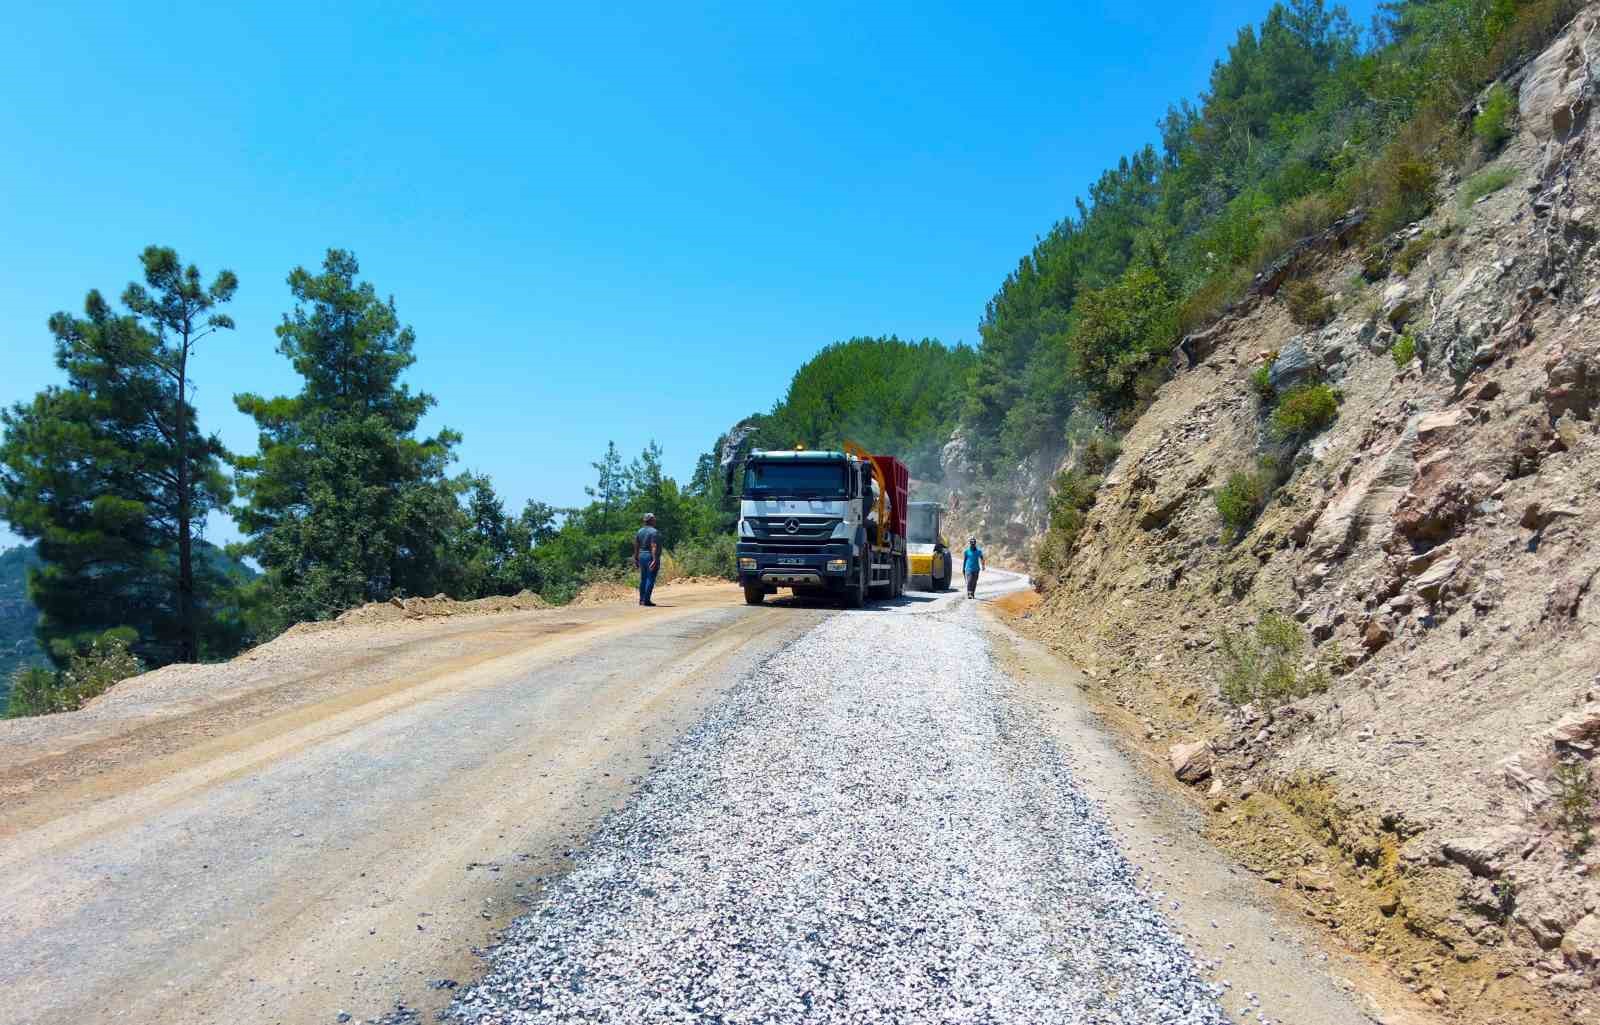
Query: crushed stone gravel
445 598 1230 1024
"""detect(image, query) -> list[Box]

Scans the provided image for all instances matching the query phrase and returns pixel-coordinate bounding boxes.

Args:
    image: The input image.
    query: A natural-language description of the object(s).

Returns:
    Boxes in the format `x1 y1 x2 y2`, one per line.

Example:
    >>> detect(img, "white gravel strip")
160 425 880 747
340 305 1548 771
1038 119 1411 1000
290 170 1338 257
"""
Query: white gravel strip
446 600 1230 1024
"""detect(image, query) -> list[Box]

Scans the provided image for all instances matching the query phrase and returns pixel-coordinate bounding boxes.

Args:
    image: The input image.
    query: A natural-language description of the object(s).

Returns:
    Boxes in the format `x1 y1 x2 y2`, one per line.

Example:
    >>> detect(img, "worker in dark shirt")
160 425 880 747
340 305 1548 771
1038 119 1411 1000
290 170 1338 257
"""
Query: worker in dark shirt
634 514 661 607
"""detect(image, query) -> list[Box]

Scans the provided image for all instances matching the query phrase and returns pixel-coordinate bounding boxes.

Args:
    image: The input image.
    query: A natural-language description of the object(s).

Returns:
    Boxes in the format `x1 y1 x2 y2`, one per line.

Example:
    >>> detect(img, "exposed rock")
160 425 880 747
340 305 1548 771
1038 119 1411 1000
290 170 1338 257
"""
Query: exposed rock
1295 865 1336 891
1308 416 1419 557
1394 479 1473 544
1381 281 1414 326
1416 409 1466 442
1168 741 1214 784
1517 897 1582 950
1519 22 1600 142
1413 557 1461 602
1521 501 1581 531
1545 572 1592 619
1549 704 1600 746
1362 617 1394 652
1404 542 1454 576
1440 828 1522 877
1543 345 1600 421
1561 913 1600 967
1268 337 1316 392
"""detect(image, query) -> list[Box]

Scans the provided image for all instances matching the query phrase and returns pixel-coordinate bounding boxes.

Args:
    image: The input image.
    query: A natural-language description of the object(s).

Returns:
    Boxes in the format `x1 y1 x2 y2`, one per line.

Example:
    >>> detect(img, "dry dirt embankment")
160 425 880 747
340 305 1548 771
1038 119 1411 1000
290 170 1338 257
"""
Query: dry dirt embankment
990 11 1600 1024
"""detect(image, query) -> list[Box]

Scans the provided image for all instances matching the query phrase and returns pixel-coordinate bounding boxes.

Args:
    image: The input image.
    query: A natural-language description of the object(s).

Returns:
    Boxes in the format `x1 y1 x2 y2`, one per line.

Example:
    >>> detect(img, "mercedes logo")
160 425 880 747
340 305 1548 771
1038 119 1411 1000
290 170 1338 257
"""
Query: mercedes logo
784 518 800 534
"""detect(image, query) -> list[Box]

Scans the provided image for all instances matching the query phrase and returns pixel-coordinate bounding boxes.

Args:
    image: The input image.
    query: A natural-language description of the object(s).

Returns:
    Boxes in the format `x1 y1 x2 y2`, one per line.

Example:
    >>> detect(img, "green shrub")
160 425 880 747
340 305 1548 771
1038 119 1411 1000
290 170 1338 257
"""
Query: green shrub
1079 432 1122 474
1394 232 1436 274
1284 279 1335 327
1371 151 1439 234
1554 757 1596 856
1360 245 1391 281
6 666 64 718
1215 470 1268 536
1216 611 1331 708
666 535 737 580
1250 364 1275 400
1460 166 1516 207
5 635 144 718
1391 333 1417 368
1272 383 1339 438
1474 83 1516 151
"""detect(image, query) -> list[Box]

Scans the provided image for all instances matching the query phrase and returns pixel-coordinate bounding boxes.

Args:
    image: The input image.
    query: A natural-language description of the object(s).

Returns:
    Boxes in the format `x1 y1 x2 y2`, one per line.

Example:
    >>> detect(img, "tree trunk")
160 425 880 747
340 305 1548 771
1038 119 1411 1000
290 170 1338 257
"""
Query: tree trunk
176 332 196 663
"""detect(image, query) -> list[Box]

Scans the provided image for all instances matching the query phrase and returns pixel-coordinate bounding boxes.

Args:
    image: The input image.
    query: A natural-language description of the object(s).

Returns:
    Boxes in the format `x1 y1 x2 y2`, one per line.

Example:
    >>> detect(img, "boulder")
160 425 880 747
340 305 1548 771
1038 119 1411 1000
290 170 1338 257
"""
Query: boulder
1363 617 1394 652
1416 409 1466 442
1561 913 1600 967
1268 337 1316 392
1295 865 1336 891
1414 557 1461 602
1549 704 1600 746
1440 828 1523 877
1545 573 1592 619
1168 741 1214 784
1381 281 1414 326
1516 897 1580 950
1543 345 1600 421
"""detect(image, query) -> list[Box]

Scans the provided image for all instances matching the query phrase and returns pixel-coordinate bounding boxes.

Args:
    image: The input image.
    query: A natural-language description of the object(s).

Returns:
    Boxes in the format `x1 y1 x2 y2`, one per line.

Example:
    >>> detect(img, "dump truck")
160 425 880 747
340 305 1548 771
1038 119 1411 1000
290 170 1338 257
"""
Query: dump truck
735 446 908 607
906 501 953 592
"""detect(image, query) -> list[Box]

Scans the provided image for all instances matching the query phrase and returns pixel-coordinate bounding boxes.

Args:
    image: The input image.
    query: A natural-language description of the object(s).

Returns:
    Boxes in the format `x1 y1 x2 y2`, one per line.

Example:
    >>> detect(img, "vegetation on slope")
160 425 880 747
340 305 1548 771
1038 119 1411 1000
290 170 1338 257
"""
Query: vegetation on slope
960 0 1578 486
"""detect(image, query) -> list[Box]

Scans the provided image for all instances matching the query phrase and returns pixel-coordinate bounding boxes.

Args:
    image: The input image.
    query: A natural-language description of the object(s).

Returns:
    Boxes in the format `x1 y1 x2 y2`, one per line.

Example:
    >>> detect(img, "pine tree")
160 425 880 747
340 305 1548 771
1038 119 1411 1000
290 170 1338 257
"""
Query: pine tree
0 247 237 666
586 441 624 533
234 249 460 629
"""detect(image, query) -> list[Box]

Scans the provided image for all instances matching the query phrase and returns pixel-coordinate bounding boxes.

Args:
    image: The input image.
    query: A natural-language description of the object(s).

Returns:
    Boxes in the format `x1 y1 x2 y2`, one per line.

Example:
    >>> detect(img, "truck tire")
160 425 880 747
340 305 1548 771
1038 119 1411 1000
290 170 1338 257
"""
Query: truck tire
893 558 905 598
844 562 867 609
743 583 765 606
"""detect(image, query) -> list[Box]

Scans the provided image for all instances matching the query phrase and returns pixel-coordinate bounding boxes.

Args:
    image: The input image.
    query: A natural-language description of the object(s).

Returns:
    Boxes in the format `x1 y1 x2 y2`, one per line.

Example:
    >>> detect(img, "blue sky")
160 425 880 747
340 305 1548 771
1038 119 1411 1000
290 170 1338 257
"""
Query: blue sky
1 1 1376 549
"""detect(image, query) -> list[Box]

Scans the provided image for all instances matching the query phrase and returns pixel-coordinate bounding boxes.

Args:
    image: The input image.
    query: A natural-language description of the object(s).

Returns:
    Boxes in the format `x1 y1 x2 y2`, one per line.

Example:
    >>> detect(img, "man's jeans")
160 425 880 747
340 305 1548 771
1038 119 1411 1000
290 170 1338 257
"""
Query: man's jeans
639 556 659 605
966 570 980 597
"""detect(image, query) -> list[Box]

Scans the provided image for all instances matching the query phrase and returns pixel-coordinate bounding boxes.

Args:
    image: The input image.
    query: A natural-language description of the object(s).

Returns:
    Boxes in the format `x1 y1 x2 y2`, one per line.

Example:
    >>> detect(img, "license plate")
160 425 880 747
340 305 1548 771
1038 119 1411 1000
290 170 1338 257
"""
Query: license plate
776 558 806 566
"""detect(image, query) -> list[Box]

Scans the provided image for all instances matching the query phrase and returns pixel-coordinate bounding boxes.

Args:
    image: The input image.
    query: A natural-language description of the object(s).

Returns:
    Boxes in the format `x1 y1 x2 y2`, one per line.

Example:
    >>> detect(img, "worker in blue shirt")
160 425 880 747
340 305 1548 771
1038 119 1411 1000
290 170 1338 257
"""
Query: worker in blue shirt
962 537 984 599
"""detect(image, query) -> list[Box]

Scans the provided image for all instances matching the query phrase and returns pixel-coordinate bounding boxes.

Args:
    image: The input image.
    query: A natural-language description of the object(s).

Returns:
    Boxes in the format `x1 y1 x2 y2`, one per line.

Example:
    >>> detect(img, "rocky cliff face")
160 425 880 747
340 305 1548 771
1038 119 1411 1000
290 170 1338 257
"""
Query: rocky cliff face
994 10 1600 1020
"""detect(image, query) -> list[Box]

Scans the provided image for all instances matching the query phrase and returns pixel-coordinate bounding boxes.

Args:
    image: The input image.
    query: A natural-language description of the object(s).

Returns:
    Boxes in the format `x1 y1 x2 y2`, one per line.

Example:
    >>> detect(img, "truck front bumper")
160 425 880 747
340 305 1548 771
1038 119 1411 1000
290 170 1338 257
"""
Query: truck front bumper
736 542 854 591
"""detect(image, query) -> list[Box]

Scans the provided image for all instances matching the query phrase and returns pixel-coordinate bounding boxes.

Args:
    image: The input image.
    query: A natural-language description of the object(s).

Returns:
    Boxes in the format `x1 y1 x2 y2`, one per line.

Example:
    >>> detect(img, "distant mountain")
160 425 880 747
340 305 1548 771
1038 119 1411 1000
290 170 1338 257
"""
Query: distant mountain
0 541 256 709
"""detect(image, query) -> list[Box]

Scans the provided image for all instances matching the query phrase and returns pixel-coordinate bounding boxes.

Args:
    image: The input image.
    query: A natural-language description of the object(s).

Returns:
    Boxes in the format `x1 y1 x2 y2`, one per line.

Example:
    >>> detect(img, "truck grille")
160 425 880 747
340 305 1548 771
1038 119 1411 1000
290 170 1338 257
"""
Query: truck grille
746 517 841 546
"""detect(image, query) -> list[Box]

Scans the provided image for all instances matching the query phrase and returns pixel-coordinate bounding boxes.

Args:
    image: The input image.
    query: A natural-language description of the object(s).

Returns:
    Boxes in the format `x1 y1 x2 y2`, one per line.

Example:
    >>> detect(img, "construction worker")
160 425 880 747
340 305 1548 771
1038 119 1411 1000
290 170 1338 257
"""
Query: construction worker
634 513 661 607
963 537 985 599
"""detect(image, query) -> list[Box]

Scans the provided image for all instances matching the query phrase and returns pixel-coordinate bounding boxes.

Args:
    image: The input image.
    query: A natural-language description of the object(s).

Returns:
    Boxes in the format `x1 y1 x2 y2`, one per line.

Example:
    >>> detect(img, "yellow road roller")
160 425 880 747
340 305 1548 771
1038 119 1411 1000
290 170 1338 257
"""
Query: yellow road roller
906 501 952 591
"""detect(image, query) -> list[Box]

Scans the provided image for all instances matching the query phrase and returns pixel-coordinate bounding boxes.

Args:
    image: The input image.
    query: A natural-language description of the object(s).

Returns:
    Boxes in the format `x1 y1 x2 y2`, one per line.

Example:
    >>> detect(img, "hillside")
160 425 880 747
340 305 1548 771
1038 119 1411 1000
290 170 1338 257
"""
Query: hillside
0 542 256 710
0 544 44 699
986 11 1600 1022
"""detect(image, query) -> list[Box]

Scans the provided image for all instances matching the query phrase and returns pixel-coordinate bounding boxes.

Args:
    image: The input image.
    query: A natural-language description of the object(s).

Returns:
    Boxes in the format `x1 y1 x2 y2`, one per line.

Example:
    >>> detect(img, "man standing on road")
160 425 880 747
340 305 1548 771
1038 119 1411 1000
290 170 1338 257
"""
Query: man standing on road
635 513 661 607
963 537 985 599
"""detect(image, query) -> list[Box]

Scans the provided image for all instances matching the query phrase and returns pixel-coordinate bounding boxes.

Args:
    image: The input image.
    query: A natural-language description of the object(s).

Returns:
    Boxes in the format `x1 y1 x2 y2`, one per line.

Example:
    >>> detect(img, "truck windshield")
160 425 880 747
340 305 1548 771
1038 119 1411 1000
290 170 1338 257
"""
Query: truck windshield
743 461 849 499
907 505 938 543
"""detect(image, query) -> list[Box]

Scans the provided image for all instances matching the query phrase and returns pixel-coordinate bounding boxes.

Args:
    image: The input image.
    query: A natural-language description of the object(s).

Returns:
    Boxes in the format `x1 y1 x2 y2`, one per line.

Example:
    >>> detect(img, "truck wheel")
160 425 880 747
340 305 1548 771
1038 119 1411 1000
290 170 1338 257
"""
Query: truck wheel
844 563 867 608
893 558 905 598
743 584 765 606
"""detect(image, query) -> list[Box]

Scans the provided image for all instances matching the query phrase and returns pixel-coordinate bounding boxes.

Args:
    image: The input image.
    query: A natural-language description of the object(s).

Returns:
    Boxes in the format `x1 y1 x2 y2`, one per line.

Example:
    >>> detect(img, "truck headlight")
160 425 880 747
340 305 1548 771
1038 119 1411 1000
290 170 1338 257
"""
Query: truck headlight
739 557 757 571
831 520 852 538
826 559 848 573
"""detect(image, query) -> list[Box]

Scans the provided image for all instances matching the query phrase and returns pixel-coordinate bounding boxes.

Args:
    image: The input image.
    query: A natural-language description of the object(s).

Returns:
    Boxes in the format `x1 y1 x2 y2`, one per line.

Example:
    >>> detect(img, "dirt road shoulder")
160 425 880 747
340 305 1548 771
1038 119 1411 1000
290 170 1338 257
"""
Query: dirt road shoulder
981 608 1434 1025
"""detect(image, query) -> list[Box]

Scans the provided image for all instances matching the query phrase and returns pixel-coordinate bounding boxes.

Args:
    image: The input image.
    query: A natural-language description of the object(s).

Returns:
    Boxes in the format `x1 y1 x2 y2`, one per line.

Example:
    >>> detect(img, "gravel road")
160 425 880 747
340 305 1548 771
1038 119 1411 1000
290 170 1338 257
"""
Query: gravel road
447 574 1230 1024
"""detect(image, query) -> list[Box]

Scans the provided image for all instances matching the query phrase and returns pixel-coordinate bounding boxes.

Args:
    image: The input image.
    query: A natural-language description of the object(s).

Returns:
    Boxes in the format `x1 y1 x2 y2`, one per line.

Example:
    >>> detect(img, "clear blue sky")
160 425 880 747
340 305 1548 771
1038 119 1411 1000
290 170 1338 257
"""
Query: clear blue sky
1 1 1376 549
